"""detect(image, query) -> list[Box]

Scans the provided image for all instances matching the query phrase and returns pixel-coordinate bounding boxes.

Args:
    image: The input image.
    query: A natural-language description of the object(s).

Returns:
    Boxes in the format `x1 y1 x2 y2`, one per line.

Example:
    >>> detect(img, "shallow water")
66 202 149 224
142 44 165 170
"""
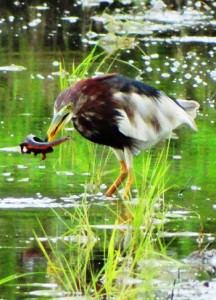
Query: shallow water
0 0 216 298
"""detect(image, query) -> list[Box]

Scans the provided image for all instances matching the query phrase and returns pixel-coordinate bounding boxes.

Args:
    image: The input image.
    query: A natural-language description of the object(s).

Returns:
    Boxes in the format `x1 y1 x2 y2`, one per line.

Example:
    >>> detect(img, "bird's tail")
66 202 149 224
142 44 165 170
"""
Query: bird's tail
176 99 200 131
177 99 200 119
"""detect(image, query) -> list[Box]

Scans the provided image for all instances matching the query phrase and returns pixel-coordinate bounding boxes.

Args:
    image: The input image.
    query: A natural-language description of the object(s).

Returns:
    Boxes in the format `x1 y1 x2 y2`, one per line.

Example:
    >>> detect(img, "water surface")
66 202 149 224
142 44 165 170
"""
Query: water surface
0 0 216 298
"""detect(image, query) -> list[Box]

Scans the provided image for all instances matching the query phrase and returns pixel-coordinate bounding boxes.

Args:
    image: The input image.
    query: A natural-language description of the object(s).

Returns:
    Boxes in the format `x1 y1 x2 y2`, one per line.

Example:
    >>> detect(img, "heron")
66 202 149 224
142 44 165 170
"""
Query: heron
45 74 199 198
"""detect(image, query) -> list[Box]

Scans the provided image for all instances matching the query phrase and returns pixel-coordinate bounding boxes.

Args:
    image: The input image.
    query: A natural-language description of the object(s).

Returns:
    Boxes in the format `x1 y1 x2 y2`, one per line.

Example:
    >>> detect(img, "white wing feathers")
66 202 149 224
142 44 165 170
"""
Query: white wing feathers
114 92 199 152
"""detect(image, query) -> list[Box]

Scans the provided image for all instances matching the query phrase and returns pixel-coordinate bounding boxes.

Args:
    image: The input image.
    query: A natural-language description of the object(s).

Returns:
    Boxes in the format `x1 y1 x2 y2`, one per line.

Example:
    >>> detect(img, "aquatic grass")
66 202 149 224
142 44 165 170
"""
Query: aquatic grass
0 271 45 299
84 143 114 193
1 134 174 297
32 147 171 298
0 273 29 285
33 203 102 295
58 43 147 92
97 150 170 298
58 45 105 90
31 44 174 298
59 45 112 90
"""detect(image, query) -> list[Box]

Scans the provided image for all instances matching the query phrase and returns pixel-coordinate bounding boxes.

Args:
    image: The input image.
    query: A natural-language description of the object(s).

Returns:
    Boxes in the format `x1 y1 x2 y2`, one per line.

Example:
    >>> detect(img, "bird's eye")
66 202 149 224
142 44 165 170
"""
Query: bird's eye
67 103 73 110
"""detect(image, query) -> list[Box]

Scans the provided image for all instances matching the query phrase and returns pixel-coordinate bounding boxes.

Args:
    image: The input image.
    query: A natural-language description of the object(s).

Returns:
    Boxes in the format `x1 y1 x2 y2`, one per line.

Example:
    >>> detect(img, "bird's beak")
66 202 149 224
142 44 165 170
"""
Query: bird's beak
45 106 72 142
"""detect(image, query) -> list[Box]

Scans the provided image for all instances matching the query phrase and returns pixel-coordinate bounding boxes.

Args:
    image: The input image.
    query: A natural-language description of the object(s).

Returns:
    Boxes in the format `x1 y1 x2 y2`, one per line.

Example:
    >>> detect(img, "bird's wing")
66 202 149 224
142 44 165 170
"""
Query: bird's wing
114 91 197 145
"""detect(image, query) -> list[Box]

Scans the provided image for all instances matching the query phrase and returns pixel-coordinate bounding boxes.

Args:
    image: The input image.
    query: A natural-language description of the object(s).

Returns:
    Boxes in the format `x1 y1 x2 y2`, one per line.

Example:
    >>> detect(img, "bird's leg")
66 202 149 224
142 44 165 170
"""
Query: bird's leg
106 160 128 196
122 168 133 199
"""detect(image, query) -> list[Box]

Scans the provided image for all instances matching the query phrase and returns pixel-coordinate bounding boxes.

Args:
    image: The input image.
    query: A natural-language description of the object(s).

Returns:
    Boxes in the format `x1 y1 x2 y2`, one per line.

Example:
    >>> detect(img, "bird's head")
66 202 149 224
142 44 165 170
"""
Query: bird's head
45 103 74 142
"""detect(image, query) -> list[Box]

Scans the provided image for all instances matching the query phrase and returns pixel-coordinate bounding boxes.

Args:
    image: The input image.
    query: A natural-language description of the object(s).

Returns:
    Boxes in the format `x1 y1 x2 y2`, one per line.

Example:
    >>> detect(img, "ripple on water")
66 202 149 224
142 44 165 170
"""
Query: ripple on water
0 197 79 209
0 65 27 72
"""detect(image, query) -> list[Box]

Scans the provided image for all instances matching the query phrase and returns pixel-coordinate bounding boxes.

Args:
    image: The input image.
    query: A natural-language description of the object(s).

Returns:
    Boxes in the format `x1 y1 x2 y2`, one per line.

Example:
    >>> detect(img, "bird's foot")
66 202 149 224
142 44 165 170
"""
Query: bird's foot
106 185 117 197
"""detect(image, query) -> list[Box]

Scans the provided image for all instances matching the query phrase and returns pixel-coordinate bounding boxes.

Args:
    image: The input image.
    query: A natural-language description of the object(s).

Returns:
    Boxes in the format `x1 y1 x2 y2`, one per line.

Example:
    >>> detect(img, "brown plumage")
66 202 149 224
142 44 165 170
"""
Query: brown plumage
46 74 199 198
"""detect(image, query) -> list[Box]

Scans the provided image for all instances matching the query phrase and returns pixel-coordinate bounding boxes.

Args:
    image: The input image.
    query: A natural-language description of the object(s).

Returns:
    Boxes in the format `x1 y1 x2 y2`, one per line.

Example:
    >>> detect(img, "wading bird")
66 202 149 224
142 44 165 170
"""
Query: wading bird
46 74 199 198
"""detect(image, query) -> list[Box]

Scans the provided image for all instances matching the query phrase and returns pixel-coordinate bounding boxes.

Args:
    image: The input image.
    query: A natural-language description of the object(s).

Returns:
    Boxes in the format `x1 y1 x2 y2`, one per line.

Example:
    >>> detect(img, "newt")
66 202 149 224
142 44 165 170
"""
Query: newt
20 134 71 160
